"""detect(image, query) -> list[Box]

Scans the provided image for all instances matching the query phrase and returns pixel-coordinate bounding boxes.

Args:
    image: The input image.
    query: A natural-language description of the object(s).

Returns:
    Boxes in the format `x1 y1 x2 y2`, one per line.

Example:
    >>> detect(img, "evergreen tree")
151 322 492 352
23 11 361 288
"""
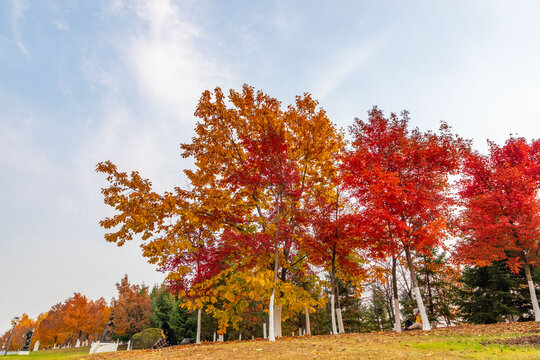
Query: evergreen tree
150 286 197 340
457 261 540 323
150 286 175 327
170 300 197 340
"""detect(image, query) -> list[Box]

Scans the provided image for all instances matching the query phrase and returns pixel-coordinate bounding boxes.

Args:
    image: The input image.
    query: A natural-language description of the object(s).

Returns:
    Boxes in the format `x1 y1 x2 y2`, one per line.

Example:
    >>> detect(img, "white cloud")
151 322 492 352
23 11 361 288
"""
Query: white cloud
10 0 30 58
124 0 233 114
311 37 385 100
78 0 235 196
53 20 70 31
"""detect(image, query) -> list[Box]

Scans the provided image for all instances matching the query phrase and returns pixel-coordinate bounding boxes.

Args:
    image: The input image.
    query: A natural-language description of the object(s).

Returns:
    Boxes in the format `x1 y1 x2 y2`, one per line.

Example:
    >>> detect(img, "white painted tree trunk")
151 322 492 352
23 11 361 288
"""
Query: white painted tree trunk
196 308 201 344
336 308 345 334
525 264 540 321
213 332 216 342
413 286 431 331
405 247 431 331
305 308 311 335
239 333 242 340
263 322 267 339
269 291 276 341
393 297 401 333
273 304 282 337
330 294 337 334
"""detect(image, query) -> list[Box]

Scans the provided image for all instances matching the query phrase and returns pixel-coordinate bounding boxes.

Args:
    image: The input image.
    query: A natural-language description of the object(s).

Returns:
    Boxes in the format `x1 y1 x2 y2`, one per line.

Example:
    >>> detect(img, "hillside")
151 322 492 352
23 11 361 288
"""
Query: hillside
84 322 540 360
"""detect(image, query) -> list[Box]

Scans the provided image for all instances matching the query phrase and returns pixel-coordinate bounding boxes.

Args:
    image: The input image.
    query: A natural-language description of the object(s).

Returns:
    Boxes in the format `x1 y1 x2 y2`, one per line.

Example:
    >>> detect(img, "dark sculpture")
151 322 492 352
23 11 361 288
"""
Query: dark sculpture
101 314 115 342
21 329 33 351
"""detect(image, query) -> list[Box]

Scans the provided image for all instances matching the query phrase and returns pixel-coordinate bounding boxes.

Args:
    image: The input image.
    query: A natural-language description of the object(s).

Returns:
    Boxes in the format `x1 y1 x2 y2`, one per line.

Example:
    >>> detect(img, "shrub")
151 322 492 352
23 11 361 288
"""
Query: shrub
131 328 162 349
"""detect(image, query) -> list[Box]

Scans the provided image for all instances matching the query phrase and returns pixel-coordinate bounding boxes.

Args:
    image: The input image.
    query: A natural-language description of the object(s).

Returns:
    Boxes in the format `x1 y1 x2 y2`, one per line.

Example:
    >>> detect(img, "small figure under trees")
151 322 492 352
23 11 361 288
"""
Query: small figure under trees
456 137 540 321
340 107 468 331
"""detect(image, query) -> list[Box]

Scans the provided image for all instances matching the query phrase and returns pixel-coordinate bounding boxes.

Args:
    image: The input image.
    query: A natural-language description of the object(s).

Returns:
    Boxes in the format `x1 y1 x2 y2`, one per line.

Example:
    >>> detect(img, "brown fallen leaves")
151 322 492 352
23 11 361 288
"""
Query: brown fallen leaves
83 322 540 360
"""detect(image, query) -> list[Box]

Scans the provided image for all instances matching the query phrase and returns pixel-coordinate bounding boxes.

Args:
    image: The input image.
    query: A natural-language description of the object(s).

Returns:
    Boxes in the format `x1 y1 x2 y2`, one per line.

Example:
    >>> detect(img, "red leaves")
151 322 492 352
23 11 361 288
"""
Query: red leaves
341 107 467 258
456 137 540 270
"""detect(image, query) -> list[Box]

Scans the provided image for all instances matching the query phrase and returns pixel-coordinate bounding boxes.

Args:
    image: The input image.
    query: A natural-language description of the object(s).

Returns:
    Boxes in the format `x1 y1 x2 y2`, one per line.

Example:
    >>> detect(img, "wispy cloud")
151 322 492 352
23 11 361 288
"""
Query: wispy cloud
53 20 70 31
274 0 302 37
312 39 384 100
79 0 236 195
10 0 30 58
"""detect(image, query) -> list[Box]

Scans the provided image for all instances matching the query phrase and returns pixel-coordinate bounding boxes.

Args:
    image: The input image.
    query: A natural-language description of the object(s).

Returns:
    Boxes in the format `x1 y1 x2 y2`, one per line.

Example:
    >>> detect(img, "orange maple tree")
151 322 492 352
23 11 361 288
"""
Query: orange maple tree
96 85 344 339
111 274 152 337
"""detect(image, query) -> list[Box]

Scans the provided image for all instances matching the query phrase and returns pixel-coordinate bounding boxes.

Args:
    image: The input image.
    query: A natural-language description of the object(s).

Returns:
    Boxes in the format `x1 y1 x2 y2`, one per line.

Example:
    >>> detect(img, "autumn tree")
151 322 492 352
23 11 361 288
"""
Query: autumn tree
62 293 93 344
97 85 344 341
0 314 34 352
111 274 152 338
301 189 364 334
456 137 540 320
36 293 110 346
341 107 468 330
35 303 65 347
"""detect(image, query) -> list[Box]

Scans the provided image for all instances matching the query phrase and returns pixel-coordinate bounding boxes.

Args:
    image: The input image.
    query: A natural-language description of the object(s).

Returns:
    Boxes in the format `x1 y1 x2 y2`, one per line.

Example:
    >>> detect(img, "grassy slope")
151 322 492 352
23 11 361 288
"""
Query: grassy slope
4 347 90 359
23 322 540 360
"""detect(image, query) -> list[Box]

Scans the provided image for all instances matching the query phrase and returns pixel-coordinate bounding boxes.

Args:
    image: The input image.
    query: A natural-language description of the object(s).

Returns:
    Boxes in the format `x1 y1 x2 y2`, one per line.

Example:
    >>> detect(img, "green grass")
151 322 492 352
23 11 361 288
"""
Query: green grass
4 347 90 359
409 334 540 359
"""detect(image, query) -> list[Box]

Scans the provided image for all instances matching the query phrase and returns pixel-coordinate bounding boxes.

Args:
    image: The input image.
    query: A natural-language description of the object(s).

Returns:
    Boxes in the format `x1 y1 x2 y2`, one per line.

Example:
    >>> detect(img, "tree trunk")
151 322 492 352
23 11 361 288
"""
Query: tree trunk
335 281 345 334
263 322 267 339
336 308 344 334
392 256 401 333
524 263 540 321
330 294 337 334
268 290 276 341
305 308 311 335
404 246 431 330
269 248 280 341
196 308 202 344
273 304 282 337
330 247 339 334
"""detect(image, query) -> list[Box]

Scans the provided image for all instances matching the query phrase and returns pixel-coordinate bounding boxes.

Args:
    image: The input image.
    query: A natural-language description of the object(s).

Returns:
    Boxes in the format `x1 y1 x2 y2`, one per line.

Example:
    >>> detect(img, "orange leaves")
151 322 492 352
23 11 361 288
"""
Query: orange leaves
26 293 111 348
95 84 352 335
111 275 152 337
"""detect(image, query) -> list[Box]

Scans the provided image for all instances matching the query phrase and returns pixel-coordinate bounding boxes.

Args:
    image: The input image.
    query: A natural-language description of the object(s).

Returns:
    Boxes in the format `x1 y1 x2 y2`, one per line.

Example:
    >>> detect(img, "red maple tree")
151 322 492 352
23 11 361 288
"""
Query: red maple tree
340 107 468 330
456 137 540 320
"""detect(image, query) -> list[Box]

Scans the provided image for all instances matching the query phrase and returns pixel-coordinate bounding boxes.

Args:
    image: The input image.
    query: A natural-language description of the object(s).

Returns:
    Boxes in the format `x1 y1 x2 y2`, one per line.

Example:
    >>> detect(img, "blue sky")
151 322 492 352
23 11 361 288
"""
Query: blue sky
1 0 540 332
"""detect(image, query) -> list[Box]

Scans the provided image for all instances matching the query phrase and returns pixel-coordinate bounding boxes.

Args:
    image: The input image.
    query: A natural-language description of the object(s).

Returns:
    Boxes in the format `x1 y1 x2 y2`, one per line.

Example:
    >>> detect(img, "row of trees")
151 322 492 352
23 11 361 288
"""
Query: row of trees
0 293 109 351
0 276 198 351
96 84 540 340
4 259 539 351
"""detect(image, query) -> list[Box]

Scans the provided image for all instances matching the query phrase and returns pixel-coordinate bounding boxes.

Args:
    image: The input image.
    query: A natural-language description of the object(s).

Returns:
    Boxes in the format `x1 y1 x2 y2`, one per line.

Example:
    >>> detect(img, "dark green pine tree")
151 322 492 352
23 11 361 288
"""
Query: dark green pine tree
457 261 540 324
150 285 174 327
150 286 197 340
